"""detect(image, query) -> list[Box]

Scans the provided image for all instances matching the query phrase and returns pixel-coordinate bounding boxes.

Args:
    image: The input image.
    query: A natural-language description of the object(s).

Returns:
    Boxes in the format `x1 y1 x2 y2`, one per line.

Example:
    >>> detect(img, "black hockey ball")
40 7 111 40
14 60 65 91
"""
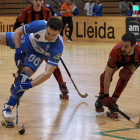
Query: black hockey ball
19 129 25 135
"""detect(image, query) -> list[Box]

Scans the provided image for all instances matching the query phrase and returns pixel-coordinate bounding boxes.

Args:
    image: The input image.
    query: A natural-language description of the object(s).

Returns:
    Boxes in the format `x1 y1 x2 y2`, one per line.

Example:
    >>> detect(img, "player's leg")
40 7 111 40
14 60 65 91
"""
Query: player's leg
67 17 73 42
112 63 137 101
60 17 67 37
3 53 43 123
3 71 31 123
45 58 69 99
95 65 118 112
0 32 7 45
106 63 137 118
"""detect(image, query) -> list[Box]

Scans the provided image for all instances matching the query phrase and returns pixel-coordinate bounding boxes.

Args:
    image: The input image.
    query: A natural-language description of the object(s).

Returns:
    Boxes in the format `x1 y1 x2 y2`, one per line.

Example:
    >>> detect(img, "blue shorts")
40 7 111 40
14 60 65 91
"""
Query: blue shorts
6 32 47 73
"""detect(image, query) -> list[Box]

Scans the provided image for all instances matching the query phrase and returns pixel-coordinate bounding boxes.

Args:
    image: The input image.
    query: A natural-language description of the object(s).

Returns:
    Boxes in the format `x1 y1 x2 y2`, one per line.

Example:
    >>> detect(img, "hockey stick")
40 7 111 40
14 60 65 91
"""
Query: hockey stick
16 61 25 134
110 104 140 127
60 58 88 98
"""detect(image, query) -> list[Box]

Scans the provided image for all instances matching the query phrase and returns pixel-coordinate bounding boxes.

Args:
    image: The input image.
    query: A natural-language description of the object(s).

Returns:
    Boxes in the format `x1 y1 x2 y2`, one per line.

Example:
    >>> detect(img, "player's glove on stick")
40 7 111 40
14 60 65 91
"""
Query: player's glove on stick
11 82 32 93
102 97 116 108
15 48 24 68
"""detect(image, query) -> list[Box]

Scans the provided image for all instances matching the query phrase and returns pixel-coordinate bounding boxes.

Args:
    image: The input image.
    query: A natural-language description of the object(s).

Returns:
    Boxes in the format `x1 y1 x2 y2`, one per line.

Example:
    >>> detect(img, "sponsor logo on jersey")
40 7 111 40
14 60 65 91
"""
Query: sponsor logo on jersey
115 44 121 49
53 53 61 61
35 34 41 39
19 14 22 18
109 57 112 62
46 44 50 51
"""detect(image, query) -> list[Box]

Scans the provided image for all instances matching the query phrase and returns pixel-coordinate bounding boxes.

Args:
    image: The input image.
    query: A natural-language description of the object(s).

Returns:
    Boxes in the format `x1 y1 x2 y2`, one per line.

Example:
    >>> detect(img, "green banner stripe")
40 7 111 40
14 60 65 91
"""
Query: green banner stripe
93 127 140 140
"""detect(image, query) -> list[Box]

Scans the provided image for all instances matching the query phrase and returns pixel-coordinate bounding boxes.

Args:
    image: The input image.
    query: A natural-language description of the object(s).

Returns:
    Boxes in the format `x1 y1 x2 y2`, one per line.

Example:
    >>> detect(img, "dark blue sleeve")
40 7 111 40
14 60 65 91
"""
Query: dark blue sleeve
57 11 62 16
22 20 47 35
49 5 54 16
94 5 103 13
92 5 95 12
57 8 62 16
73 8 79 16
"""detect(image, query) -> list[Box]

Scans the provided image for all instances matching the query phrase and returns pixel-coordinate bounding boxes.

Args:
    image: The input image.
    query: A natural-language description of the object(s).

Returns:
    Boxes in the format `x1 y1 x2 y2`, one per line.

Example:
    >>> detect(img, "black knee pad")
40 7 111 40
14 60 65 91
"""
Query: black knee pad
17 72 30 83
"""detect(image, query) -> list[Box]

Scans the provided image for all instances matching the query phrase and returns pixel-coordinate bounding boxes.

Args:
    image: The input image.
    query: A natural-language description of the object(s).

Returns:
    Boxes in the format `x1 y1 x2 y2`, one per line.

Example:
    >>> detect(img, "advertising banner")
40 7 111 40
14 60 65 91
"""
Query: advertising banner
126 17 140 42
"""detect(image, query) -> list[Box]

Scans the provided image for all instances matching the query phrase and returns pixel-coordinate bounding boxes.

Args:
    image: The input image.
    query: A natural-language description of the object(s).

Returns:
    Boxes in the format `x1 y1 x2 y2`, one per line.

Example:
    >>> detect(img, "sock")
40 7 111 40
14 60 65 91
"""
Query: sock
53 65 63 84
7 91 25 106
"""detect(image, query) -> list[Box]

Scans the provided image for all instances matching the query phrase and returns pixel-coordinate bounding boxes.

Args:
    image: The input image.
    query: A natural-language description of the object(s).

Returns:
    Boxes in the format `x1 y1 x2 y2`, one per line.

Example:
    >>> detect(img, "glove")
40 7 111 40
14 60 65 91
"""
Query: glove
14 48 24 67
102 97 116 108
11 82 32 93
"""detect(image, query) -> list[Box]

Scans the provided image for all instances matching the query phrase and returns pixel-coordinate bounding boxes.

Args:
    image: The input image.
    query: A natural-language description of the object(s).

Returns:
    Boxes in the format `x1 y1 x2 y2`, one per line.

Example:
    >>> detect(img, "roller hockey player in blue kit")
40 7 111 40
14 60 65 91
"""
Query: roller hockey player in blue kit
0 17 63 127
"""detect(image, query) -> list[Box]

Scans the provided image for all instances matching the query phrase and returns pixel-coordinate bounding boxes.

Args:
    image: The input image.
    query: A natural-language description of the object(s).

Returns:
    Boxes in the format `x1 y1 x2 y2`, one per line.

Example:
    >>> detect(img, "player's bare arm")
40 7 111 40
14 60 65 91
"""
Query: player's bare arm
14 26 24 66
31 64 56 87
14 26 23 49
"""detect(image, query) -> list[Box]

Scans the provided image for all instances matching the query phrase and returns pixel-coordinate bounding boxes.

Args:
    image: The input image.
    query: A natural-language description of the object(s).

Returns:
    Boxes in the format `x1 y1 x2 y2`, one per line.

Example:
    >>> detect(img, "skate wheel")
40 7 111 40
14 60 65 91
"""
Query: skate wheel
111 113 118 118
12 121 14 127
96 107 104 113
5 122 8 128
60 94 69 99
1 120 5 126
96 109 101 113
106 111 110 117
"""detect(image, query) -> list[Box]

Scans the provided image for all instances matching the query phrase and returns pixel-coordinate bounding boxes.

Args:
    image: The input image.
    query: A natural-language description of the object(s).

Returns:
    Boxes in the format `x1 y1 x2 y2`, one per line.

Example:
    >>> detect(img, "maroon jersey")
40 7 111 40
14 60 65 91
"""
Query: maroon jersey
17 6 52 24
108 41 140 68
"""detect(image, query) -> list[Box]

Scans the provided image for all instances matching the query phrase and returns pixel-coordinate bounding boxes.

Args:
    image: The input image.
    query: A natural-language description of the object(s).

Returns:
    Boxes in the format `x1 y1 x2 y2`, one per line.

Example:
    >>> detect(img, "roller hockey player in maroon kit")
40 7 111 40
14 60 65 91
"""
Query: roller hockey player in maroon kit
13 0 69 99
95 32 140 118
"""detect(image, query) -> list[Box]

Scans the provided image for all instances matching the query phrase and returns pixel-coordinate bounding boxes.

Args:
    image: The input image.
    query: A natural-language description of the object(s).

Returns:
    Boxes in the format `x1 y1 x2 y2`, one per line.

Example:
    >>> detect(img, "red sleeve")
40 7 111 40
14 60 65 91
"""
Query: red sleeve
43 7 52 21
107 49 118 68
47 10 52 20
16 9 26 23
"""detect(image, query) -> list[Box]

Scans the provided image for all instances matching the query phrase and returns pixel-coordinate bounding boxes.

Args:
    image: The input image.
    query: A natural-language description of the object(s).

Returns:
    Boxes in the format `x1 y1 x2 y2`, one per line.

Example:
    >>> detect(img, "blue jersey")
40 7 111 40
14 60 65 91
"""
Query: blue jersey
6 20 63 72
92 4 102 16
45 4 54 16
71 4 79 16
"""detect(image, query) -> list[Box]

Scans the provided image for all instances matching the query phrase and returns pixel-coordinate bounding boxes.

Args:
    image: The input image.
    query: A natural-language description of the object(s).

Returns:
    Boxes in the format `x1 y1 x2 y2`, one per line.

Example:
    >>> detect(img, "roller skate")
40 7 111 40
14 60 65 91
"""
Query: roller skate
106 104 118 118
1 104 14 127
95 95 104 112
59 82 69 99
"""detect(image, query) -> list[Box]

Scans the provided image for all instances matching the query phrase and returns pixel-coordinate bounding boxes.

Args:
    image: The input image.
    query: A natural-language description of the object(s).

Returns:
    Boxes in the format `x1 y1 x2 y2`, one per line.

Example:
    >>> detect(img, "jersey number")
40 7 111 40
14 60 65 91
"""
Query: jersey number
28 54 41 66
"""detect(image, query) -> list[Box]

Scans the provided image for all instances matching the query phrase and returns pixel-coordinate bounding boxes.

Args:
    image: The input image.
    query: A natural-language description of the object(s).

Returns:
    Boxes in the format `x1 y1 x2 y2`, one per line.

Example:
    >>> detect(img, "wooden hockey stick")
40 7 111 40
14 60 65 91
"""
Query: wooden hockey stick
60 58 88 98
110 104 140 127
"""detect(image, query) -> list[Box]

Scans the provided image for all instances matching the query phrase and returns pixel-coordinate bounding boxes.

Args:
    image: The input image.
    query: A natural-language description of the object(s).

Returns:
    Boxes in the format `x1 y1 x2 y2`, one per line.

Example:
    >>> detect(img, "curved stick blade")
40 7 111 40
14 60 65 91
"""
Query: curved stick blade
77 90 88 98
